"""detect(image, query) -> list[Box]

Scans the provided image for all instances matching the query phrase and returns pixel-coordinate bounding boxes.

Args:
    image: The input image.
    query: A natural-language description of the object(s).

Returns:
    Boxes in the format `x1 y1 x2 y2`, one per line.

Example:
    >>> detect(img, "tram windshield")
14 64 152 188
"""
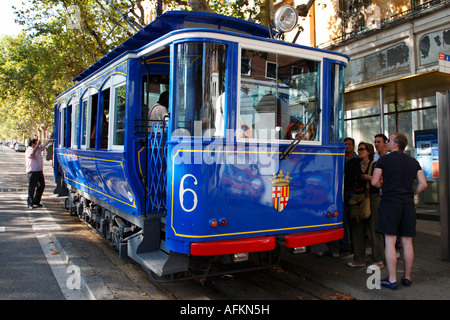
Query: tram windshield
239 48 320 141
172 41 321 142
173 42 227 137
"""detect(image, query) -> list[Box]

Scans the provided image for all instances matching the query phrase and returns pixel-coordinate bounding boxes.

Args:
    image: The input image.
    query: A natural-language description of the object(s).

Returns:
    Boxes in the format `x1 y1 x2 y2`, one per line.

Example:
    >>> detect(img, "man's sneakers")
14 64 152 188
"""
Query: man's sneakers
401 276 412 287
380 276 412 290
380 277 397 290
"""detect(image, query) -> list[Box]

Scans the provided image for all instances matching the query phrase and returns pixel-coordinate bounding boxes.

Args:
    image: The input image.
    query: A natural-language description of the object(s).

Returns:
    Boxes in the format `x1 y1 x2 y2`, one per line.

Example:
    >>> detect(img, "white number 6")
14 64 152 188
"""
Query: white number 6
179 174 198 212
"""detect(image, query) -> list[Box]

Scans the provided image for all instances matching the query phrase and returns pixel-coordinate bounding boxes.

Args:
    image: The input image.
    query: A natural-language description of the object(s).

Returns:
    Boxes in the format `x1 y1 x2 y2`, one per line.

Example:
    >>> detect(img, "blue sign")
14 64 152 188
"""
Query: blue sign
415 129 439 180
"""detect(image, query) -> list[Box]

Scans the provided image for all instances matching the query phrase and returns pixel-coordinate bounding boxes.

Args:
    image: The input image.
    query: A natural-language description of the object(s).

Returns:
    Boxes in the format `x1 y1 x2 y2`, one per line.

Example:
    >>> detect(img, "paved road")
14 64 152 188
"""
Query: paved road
0 144 348 304
0 145 67 299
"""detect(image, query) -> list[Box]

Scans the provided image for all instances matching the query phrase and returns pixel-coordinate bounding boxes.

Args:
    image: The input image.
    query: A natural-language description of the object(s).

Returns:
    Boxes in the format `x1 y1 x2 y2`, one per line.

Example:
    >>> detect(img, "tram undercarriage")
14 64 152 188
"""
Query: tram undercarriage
65 188 282 282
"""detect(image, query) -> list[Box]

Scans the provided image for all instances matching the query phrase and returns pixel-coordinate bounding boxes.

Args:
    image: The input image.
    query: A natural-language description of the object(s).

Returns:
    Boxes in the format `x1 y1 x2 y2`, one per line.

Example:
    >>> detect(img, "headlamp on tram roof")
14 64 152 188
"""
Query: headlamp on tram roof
274 5 298 33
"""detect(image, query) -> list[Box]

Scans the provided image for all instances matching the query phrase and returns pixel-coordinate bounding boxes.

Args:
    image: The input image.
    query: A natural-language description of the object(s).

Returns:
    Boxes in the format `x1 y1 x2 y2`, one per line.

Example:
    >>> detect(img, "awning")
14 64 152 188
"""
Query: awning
345 70 450 110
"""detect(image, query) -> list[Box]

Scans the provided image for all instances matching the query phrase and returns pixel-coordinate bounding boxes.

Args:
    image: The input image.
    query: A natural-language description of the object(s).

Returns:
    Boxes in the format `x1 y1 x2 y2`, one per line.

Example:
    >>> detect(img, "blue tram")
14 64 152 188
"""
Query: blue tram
53 9 349 280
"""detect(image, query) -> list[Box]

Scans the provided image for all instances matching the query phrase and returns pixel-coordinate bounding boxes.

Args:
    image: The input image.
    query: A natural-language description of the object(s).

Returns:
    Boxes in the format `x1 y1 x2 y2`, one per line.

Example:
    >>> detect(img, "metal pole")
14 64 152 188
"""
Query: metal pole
379 86 384 134
437 90 450 261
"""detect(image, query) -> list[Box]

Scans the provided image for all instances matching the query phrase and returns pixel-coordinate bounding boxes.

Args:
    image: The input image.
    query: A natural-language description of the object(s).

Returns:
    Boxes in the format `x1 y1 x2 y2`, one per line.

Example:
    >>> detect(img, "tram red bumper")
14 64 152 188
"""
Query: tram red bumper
190 236 276 256
284 228 344 248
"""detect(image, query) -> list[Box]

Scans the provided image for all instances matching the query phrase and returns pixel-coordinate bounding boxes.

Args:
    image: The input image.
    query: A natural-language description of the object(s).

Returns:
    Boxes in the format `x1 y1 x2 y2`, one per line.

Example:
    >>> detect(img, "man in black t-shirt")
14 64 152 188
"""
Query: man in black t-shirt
371 133 427 290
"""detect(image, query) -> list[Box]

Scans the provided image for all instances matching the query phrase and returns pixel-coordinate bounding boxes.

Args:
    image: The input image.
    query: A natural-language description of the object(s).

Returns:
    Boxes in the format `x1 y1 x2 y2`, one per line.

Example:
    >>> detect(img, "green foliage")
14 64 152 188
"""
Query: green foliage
0 0 273 140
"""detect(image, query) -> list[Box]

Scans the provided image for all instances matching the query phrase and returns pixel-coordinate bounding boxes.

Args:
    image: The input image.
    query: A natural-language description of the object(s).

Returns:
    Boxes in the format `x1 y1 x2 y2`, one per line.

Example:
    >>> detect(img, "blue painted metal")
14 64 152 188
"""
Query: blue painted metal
165 142 344 253
54 10 349 259
73 11 269 82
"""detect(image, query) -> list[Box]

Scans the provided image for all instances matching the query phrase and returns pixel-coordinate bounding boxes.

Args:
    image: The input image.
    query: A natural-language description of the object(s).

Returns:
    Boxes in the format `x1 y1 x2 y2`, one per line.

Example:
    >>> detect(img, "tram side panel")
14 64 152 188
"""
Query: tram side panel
165 142 344 255
55 149 140 217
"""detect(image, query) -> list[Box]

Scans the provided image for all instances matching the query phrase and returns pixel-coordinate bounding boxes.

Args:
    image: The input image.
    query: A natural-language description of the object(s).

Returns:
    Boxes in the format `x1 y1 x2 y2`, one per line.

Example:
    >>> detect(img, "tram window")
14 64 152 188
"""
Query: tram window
81 99 88 147
66 104 72 147
99 88 110 149
173 42 226 137
89 93 98 148
60 106 66 147
330 64 345 143
142 75 169 132
239 49 321 142
112 84 126 146
71 103 79 148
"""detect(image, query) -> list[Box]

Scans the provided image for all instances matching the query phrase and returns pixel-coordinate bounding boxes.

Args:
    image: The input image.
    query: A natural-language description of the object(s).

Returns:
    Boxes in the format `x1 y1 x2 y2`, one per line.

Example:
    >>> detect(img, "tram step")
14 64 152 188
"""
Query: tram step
127 233 188 277
135 251 189 277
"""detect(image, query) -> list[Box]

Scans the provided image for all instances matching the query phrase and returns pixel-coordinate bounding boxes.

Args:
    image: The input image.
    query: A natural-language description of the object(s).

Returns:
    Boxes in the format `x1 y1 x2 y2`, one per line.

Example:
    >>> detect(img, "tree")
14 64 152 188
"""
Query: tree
0 34 60 140
1 0 316 140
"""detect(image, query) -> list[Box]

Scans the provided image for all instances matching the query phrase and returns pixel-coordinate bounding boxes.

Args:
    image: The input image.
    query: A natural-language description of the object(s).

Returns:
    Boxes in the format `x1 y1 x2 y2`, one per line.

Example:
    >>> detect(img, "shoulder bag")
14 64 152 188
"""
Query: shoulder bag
348 161 374 223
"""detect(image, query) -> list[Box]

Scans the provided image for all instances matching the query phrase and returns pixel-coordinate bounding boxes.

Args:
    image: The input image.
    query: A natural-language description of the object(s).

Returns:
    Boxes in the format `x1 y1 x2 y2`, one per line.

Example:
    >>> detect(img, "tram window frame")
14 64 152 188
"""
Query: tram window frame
69 99 79 148
330 63 345 143
237 46 322 144
60 104 66 148
81 87 97 149
172 41 228 138
89 93 98 149
99 87 110 150
101 75 126 151
80 98 88 148
111 82 126 149
66 104 72 148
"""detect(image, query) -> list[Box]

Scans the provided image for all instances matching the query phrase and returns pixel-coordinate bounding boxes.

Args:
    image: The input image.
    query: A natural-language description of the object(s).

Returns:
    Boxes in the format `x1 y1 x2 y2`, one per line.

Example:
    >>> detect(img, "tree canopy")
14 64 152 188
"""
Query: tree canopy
0 0 311 141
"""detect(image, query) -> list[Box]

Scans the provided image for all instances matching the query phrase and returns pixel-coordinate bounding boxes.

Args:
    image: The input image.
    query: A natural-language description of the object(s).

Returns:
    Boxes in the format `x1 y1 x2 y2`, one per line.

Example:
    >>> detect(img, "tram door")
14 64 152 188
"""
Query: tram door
142 50 171 215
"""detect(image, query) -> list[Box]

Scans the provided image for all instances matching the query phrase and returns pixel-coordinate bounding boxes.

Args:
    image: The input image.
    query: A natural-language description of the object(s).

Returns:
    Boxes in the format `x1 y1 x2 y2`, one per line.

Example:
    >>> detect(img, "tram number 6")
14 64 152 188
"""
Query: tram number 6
179 174 198 212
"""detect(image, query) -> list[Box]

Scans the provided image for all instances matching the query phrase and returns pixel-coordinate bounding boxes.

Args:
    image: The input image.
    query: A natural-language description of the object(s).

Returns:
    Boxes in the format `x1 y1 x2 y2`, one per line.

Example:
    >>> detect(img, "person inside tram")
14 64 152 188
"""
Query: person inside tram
213 84 260 138
90 113 108 149
148 91 169 131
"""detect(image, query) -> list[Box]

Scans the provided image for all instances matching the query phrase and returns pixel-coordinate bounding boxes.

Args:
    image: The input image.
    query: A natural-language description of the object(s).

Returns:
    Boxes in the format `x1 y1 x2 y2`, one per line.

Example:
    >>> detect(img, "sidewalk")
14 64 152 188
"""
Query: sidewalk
282 220 450 300
38 151 450 300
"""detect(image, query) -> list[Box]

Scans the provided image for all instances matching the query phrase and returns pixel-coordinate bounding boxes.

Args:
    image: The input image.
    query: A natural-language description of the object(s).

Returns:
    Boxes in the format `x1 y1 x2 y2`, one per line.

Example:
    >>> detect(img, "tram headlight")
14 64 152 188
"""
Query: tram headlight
293 246 307 254
233 253 249 262
274 5 298 33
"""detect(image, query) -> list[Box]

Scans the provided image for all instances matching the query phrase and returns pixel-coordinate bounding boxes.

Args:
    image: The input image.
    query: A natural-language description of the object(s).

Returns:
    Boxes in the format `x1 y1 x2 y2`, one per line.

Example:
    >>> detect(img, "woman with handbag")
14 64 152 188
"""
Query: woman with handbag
347 142 383 267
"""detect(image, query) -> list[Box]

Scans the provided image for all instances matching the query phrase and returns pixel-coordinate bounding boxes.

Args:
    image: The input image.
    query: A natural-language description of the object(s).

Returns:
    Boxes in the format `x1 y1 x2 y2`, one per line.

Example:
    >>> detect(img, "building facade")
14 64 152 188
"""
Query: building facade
289 0 450 215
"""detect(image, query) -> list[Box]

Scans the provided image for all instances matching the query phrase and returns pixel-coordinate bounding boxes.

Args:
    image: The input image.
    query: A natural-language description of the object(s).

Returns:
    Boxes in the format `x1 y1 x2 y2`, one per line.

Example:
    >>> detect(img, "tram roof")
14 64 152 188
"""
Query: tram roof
73 11 270 82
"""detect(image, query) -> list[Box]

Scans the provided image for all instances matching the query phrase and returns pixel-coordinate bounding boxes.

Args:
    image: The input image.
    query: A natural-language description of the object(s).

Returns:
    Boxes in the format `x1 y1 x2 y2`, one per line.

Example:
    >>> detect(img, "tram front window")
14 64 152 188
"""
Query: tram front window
239 49 321 141
173 42 227 137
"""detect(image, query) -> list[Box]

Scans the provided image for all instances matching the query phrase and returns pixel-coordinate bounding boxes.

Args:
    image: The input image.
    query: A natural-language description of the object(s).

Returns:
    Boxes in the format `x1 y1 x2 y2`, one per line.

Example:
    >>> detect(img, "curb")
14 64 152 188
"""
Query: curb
49 233 116 300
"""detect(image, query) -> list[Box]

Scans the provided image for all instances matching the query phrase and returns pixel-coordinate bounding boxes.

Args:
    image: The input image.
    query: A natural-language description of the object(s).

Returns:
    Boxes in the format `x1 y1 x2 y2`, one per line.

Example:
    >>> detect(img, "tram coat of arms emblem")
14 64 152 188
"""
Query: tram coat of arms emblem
268 170 293 212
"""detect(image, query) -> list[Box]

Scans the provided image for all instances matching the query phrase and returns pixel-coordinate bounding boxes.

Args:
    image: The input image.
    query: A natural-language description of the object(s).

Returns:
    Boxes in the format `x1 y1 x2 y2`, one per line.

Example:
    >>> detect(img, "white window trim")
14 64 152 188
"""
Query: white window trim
80 98 88 149
59 103 66 148
106 76 126 151
70 101 79 148
81 87 97 149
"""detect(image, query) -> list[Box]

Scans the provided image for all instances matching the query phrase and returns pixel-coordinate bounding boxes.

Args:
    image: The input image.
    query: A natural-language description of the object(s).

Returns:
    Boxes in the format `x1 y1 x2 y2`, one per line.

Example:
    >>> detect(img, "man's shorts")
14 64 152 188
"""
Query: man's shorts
376 199 416 237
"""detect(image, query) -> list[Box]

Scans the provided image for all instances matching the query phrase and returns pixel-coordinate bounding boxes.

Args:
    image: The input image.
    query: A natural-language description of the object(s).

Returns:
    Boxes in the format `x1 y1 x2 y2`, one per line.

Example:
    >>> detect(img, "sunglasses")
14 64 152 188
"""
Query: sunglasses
357 147 367 151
